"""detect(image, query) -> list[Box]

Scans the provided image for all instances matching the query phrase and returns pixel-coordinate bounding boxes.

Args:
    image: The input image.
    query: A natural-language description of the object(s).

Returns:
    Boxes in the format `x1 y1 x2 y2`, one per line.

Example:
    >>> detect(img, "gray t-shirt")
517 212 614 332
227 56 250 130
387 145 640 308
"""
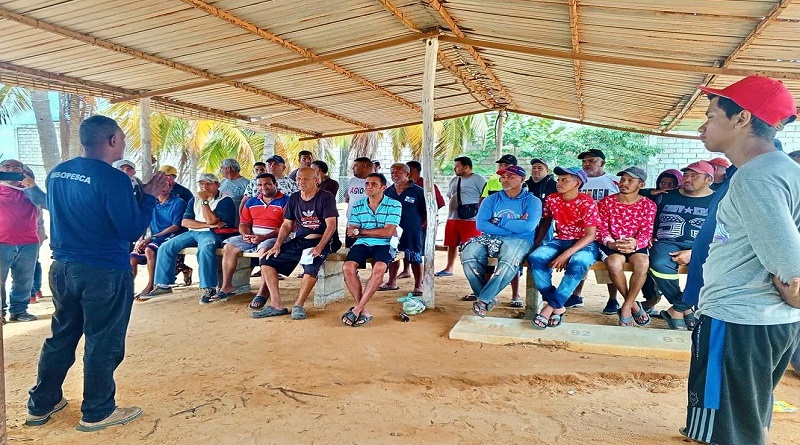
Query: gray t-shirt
447 173 487 220
698 151 800 325
220 176 250 209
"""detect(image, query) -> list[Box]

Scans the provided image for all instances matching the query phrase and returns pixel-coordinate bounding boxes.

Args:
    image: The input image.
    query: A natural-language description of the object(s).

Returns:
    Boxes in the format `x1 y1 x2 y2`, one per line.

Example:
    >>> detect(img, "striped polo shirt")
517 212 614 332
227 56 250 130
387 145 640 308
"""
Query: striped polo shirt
349 195 402 247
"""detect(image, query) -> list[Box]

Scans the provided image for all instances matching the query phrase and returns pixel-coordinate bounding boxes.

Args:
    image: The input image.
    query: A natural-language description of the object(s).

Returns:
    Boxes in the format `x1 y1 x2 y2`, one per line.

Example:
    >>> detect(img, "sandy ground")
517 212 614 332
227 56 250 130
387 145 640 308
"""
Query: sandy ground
4 248 800 445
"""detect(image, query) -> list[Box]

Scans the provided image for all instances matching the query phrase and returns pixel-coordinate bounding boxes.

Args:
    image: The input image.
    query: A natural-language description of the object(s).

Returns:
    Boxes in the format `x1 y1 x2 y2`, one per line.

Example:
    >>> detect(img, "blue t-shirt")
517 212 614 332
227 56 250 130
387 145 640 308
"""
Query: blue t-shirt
349 195 402 247
384 181 426 251
47 157 157 270
151 196 187 235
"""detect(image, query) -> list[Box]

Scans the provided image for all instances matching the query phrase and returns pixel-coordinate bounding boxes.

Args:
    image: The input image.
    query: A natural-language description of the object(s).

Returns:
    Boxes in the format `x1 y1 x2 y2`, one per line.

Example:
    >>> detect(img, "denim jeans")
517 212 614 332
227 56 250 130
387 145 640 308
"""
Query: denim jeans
1 242 39 315
461 237 532 304
154 230 222 289
32 260 43 295
649 240 693 311
529 239 599 309
28 261 135 422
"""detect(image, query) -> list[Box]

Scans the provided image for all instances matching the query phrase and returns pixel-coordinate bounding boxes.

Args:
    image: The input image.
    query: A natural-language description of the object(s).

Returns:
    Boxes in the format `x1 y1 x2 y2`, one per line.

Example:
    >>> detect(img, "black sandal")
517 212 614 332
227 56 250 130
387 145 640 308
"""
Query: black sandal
341 307 358 326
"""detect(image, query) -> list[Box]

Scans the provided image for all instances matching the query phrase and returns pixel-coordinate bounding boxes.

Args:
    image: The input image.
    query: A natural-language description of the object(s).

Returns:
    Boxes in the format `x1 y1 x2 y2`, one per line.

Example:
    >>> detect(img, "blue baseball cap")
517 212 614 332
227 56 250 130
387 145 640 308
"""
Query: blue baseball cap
553 166 588 186
266 155 286 164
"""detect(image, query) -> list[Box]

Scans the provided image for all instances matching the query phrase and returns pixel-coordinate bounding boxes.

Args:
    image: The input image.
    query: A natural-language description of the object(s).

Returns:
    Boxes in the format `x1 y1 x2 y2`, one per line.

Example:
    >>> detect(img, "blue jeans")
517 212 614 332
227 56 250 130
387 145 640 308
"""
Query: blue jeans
28 261 134 422
793 343 800 377
1 243 39 315
461 237 532 304
154 230 222 289
529 239 599 309
32 260 43 295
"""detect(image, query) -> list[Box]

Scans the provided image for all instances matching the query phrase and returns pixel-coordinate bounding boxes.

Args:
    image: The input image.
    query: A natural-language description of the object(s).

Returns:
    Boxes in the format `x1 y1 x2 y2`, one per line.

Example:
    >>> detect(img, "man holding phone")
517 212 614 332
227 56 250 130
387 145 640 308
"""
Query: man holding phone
0 159 46 322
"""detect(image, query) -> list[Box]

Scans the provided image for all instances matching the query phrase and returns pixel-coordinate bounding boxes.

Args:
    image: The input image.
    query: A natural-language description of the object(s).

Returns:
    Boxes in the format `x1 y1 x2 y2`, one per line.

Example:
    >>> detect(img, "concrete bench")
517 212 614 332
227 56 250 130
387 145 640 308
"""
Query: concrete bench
177 247 403 308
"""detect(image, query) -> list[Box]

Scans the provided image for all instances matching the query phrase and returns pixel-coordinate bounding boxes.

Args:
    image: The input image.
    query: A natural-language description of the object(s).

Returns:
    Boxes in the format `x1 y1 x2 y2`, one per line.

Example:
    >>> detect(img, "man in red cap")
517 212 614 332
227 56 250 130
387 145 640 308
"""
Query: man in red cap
641 161 714 323
681 76 800 445
706 157 730 191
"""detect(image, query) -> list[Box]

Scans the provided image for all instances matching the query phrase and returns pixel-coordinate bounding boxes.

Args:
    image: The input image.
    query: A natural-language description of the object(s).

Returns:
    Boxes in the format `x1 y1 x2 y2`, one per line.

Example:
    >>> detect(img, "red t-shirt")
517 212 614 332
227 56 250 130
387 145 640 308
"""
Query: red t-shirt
596 194 657 250
0 185 39 245
543 193 601 241
240 192 289 234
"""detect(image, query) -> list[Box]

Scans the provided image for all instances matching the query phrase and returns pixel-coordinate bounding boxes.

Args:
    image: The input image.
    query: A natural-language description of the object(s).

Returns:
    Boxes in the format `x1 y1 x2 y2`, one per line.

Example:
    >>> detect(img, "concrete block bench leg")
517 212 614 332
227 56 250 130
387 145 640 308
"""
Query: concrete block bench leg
524 269 542 320
314 261 345 307
221 256 255 295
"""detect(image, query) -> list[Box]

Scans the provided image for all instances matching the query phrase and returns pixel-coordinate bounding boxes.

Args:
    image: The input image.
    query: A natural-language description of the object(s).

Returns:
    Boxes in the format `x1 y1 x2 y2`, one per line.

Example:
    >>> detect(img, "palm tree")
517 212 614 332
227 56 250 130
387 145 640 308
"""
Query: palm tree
0 84 30 125
388 114 487 170
30 90 61 173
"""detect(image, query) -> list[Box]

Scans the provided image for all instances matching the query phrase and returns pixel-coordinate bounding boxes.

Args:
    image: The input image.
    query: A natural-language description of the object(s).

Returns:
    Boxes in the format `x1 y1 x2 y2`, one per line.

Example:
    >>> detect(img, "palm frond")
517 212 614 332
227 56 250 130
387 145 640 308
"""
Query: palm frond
0 84 31 125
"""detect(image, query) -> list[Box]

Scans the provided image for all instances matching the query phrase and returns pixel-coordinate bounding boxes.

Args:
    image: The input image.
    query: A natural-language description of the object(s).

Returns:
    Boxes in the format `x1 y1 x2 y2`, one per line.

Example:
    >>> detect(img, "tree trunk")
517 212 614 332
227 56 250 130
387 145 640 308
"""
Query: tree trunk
58 93 69 160
31 90 60 173
67 95 83 158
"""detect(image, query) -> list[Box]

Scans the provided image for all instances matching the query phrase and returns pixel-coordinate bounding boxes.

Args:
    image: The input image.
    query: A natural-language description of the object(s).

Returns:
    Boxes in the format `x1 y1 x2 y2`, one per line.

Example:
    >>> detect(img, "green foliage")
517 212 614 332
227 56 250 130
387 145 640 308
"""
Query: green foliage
0 84 31 125
468 112 663 174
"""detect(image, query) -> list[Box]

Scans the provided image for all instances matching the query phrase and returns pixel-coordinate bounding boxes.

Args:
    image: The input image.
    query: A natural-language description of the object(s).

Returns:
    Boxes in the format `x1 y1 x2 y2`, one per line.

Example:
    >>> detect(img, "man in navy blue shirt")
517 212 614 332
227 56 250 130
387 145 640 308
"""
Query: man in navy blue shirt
143 173 237 304
27 115 169 431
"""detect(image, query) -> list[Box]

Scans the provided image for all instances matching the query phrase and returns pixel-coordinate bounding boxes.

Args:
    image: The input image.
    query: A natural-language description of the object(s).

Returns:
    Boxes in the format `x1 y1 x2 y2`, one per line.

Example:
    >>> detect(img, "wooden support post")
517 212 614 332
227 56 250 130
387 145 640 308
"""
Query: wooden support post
495 109 506 160
0 318 6 445
139 98 153 182
421 36 439 308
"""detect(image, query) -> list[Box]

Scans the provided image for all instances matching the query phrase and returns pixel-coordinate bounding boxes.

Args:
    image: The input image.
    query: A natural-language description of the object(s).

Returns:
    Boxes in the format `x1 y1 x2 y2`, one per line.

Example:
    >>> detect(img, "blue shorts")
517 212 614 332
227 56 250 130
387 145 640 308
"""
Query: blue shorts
130 234 175 264
346 244 395 268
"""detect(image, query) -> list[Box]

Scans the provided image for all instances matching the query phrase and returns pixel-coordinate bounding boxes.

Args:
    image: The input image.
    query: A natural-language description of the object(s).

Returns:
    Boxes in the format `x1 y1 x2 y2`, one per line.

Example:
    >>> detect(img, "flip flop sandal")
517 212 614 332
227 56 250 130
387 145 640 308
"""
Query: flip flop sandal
250 306 289 319
461 294 477 301
378 285 400 291
632 302 651 326
248 295 268 310
684 312 697 330
660 310 687 330
182 267 193 286
341 307 358 326
434 270 453 277
617 309 635 327
549 312 565 327
508 299 524 308
531 314 548 330
353 313 373 327
411 289 423 297
471 300 496 318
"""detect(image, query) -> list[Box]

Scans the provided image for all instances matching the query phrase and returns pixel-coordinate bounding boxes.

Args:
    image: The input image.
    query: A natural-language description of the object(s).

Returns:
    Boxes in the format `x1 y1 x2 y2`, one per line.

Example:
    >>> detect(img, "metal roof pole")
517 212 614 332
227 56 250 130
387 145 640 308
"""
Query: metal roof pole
421 36 439 308
139 98 153 182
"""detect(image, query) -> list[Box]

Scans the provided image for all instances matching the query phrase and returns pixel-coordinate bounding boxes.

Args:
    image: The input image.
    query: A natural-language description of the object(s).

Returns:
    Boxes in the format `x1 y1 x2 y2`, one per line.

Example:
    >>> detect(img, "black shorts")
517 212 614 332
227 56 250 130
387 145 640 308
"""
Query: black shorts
345 244 395 268
259 237 331 278
599 245 647 260
684 315 800 445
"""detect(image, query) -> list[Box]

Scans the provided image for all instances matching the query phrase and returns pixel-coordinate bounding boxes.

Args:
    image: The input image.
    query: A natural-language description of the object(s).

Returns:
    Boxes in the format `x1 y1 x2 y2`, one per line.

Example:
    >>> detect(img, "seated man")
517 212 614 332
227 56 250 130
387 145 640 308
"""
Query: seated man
253 167 339 320
462 165 541 317
643 161 715 329
216 173 289 305
528 166 600 329
142 173 237 303
382 163 426 295
595 167 656 327
341 173 402 327
130 181 187 296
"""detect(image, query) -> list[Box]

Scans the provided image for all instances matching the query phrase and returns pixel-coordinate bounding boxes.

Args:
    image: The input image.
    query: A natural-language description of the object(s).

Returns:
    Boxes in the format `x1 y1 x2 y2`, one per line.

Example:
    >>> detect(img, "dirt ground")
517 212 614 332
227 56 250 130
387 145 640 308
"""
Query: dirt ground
4 250 800 445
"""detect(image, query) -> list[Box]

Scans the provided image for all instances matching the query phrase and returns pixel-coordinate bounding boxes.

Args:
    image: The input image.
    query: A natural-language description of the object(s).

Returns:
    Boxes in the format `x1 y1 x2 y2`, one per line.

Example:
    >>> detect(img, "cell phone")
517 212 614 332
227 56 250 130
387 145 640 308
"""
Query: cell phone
0 172 24 181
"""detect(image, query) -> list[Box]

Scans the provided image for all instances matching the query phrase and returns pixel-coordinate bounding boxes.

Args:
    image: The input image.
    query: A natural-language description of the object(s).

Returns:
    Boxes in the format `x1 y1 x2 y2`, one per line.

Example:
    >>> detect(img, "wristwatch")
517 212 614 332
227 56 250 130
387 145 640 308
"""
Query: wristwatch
353 228 360 236
201 200 210 205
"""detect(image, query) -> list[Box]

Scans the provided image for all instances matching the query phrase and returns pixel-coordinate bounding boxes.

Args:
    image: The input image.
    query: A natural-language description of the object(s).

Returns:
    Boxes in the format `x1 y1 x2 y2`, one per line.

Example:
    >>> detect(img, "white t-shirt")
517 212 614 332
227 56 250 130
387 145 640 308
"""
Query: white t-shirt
581 173 619 201
345 177 366 222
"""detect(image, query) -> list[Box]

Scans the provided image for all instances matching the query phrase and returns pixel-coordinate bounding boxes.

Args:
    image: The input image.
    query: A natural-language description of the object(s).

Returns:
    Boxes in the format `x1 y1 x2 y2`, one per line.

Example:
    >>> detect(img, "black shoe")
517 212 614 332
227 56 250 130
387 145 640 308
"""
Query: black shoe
9 312 37 322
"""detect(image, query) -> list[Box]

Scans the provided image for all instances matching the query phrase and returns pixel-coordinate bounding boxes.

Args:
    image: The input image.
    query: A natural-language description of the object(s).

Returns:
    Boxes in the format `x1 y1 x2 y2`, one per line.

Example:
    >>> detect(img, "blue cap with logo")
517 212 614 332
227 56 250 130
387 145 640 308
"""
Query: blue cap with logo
553 166 588 186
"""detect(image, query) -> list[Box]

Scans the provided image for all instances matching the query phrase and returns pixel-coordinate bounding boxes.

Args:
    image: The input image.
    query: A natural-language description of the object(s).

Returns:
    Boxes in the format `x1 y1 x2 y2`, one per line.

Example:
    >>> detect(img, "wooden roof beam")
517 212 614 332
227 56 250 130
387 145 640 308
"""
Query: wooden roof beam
425 0 518 109
0 6 373 130
178 0 423 115
662 0 794 131
0 61 251 122
568 0 585 121
437 35 800 80
298 110 482 140
375 0 499 109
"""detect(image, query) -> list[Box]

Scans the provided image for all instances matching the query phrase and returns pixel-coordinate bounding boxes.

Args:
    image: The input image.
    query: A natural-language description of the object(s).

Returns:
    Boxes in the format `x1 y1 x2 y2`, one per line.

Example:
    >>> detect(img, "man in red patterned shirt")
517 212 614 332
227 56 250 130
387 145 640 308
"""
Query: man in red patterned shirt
596 167 657 327
528 166 601 329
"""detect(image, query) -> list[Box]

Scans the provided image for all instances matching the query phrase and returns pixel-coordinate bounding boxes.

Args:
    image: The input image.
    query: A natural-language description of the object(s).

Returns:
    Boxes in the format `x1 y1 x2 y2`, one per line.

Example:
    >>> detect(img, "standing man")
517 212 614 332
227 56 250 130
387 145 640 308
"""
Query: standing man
266 155 300 196
311 160 340 197
681 76 800 445
436 156 486 277
253 168 339 320
219 158 250 212
241 161 268 207
462 165 540 317
406 160 444 209
142 173 237 303
344 157 373 247
112 159 144 202
1 159 47 322
707 157 731 191
288 150 314 181
26 115 169 431
341 173 402 327
566 148 620 315
382 163 426 295
524 158 557 202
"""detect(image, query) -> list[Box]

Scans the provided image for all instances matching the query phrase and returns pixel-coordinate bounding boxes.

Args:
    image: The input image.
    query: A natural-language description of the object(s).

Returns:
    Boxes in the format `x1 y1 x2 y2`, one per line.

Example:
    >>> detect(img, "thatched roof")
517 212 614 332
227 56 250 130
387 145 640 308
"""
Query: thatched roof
2 0 799 138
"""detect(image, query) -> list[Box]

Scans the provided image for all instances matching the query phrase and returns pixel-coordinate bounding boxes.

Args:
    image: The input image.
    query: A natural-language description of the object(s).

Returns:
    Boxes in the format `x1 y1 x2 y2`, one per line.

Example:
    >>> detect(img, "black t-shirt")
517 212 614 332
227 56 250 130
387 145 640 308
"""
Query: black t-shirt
284 189 339 239
654 189 715 244
171 182 194 204
524 174 557 203
385 181 426 251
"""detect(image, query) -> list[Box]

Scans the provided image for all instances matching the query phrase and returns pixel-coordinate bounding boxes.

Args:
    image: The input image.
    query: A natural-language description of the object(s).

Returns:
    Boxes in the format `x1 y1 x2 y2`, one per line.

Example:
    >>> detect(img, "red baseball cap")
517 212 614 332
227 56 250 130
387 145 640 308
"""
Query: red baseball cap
707 157 731 168
681 161 714 177
697 76 797 127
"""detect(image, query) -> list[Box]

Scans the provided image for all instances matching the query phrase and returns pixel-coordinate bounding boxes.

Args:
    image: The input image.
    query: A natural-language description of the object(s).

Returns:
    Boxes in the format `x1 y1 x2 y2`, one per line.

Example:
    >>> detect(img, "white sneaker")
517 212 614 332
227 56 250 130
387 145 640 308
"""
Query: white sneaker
75 406 143 432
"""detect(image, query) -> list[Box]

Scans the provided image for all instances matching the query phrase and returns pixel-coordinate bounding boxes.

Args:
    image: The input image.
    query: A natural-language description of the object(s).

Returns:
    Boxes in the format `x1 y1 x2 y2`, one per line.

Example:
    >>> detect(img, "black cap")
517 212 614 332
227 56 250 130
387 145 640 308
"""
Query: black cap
495 154 518 165
529 158 548 167
578 149 606 160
